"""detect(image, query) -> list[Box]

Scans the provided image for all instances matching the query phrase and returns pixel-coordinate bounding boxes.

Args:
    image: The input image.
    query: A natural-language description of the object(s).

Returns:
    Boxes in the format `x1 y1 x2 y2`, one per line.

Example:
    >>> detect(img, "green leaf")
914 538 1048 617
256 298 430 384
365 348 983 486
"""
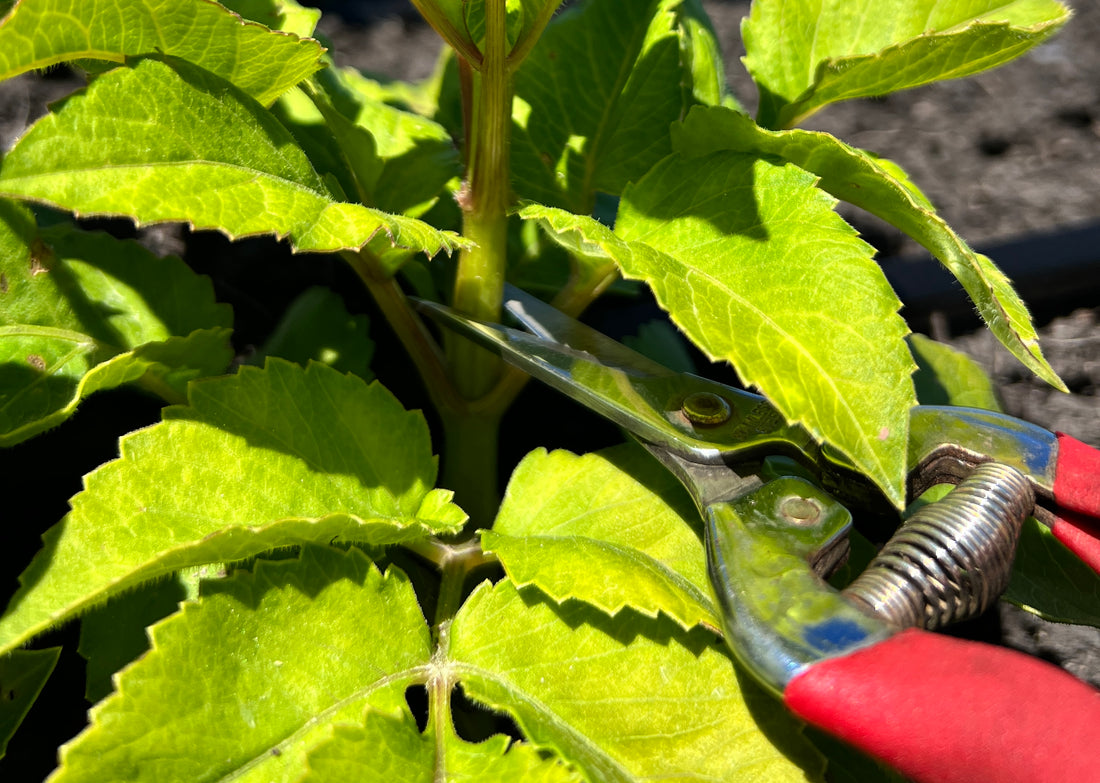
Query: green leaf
670 106 1065 391
51 547 432 783
78 570 205 704
0 56 466 260
622 319 696 374
1005 518 1100 627
0 359 465 655
219 0 322 37
0 201 233 445
0 647 60 759
510 0 725 212
309 66 462 218
252 286 374 380
909 333 1002 411
743 0 1071 128
487 445 719 631
519 152 916 507
450 579 822 782
301 712 583 783
0 0 324 105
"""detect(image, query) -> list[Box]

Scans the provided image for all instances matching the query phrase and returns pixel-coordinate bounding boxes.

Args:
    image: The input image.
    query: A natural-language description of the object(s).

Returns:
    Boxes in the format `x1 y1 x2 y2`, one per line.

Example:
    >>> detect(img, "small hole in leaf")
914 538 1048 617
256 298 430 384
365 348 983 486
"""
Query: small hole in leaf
405 685 429 733
451 686 521 743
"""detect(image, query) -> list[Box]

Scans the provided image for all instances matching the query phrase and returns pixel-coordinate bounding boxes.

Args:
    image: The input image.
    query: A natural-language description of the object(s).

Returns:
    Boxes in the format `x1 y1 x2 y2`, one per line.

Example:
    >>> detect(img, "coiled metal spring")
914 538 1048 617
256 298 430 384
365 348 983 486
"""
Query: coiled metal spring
843 462 1034 631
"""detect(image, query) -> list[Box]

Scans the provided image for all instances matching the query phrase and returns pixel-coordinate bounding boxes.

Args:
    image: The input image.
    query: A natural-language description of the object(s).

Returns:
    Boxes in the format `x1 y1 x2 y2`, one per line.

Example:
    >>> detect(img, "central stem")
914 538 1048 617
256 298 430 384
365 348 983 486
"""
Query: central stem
448 0 512 399
441 0 513 522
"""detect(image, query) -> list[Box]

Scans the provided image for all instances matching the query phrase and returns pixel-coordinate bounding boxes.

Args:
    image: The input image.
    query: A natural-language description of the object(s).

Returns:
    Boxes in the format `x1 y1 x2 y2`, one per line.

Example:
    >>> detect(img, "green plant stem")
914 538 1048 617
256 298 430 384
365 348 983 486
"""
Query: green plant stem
437 0 513 524
342 249 463 414
441 409 502 528
448 0 512 401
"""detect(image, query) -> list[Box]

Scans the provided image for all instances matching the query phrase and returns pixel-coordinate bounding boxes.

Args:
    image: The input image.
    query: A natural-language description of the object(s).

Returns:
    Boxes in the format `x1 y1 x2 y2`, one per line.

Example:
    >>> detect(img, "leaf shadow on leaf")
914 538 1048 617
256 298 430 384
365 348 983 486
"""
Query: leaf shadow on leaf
514 580 721 657
0 361 78 424
509 582 825 774
163 359 433 502
196 544 371 610
620 151 768 245
600 442 704 538
511 0 684 213
4 520 65 621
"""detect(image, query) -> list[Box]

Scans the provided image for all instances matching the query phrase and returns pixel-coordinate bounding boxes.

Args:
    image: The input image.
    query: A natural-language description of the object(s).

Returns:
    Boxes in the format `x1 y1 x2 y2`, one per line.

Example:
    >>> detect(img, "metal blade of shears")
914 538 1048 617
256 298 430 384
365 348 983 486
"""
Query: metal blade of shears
414 288 816 476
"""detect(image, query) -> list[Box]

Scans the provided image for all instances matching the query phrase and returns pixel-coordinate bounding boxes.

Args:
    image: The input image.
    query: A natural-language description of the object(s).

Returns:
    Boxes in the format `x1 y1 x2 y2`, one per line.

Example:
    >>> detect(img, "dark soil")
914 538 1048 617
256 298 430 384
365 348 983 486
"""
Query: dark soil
1 0 1098 777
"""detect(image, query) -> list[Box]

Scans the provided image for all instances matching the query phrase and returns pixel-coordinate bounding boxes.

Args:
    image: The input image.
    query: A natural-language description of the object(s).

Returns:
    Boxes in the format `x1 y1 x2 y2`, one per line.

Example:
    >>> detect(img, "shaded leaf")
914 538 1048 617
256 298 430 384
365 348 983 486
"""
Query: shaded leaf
743 0 1071 128
487 445 718 631
510 0 725 212
671 106 1064 391
1006 518 1100 627
0 647 60 759
0 57 466 260
0 200 233 445
622 319 696 375
0 359 465 655
252 286 375 380
450 579 821 782
909 333 1002 411
51 547 431 783
78 570 206 703
0 0 324 105
310 66 462 218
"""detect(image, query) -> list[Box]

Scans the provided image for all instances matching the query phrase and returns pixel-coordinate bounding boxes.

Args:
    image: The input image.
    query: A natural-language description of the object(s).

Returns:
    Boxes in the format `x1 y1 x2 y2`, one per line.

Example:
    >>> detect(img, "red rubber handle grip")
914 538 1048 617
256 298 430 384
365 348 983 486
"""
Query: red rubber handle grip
1052 432 1100 573
784 628 1100 783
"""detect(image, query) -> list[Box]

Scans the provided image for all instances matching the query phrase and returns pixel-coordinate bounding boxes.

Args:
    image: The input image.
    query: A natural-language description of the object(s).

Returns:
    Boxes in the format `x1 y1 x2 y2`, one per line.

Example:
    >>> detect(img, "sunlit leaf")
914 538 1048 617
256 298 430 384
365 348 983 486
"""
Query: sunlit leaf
670 106 1064 391
52 547 431 783
0 57 466 261
220 0 322 37
743 0 1071 128
0 200 233 445
0 0 324 105
520 156 915 507
0 359 465 655
487 445 718 631
301 711 583 783
450 579 822 782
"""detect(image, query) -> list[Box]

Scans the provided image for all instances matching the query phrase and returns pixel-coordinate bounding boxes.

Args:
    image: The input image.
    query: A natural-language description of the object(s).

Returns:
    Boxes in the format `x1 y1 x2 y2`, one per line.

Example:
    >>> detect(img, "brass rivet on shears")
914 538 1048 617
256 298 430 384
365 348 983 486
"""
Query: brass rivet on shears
780 496 822 526
681 392 732 426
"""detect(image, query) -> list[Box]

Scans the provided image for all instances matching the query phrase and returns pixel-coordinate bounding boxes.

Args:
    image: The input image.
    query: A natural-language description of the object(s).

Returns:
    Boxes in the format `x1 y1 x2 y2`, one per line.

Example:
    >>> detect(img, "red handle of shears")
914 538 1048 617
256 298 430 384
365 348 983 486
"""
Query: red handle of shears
1053 432 1100 572
784 628 1100 783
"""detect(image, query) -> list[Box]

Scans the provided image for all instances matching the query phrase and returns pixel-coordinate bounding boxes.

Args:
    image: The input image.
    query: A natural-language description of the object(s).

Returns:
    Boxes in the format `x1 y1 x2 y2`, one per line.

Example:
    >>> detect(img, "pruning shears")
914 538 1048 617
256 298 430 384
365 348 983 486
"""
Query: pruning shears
417 286 1100 783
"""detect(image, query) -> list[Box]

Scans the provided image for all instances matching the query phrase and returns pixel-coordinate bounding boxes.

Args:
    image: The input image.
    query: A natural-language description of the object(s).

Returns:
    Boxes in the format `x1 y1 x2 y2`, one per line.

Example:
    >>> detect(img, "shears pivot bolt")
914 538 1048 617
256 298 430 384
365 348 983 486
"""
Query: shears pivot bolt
779 496 822 525
682 392 732 426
